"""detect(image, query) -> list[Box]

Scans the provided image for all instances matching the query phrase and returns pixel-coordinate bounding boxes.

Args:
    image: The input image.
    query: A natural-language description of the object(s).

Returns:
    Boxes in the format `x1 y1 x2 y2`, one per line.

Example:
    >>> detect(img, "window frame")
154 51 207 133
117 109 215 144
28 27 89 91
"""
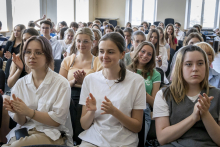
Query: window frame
129 0 157 26
186 0 220 29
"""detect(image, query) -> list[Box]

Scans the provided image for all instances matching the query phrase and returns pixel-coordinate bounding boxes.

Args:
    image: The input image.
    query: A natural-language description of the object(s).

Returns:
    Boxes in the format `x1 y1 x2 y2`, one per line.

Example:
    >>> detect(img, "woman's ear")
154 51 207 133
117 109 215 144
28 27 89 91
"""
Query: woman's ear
120 51 126 59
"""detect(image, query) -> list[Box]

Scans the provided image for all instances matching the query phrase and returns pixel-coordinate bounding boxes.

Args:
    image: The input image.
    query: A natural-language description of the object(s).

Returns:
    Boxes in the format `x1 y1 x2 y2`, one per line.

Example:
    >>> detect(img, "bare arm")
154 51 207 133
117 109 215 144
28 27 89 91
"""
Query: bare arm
80 105 95 130
147 82 161 107
7 62 22 88
59 67 76 87
34 15 46 28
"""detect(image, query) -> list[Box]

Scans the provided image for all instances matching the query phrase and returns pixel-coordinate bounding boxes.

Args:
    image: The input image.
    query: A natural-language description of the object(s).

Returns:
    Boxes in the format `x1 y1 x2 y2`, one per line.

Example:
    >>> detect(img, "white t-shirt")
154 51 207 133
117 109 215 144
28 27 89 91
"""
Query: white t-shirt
58 40 72 53
49 37 62 59
153 90 220 121
176 30 185 41
79 70 146 147
8 68 73 146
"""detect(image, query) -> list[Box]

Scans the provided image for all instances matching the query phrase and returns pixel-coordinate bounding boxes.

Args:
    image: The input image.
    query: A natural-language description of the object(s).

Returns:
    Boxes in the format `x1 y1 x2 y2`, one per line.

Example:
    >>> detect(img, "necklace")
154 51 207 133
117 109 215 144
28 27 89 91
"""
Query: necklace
105 80 116 89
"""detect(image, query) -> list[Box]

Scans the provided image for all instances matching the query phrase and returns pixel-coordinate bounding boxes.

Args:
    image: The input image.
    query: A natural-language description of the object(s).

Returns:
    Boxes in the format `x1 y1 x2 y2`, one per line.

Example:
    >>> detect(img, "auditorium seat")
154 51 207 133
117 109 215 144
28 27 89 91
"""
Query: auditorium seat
164 18 174 27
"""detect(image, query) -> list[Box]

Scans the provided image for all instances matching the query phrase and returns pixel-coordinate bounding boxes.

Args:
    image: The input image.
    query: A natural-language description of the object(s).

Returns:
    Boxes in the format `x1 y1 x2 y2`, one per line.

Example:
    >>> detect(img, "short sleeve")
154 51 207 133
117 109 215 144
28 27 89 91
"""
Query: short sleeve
93 57 102 72
152 70 161 83
60 54 75 71
66 46 71 53
153 90 169 119
79 76 90 105
133 78 146 109
48 85 71 125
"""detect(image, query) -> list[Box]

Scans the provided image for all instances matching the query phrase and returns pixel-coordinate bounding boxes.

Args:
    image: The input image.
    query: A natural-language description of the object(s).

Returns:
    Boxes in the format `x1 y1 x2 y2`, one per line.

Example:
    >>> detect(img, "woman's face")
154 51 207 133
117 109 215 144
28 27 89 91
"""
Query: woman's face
138 45 153 65
182 51 206 86
93 32 99 47
93 26 99 30
24 40 46 71
23 33 32 43
133 35 145 51
159 23 164 29
126 24 131 28
167 26 173 35
105 28 113 34
99 40 125 69
150 32 158 45
158 29 163 40
188 37 201 45
204 50 213 66
59 23 64 29
14 26 21 38
133 28 138 32
66 32 74 42
76 34 93 54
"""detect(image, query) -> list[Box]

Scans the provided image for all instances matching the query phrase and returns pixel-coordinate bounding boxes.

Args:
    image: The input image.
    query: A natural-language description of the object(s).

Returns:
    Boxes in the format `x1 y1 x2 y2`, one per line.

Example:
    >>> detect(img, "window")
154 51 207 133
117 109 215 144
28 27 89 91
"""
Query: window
130 0 157 26
12 0 40 28
75 0 89 23
187 0 219 28
0 0 8 31
57 0 74 27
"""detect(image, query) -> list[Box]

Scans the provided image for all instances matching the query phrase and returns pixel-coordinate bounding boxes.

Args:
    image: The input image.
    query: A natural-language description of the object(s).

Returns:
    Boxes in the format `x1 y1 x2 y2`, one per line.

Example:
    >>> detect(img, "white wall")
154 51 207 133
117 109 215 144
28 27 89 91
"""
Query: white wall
156 0 187 29
96 0 126 27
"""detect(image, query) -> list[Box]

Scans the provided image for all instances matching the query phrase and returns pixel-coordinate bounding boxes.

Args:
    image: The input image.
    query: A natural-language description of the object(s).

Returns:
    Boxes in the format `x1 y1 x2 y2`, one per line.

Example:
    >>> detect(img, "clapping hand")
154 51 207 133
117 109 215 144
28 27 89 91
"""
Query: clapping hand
101 96 116 115
4 51 12 59
73 70 86 84
12 53 23 70
156 55 162 67
86 93 97 111
10 94 30 116
197 93 214 116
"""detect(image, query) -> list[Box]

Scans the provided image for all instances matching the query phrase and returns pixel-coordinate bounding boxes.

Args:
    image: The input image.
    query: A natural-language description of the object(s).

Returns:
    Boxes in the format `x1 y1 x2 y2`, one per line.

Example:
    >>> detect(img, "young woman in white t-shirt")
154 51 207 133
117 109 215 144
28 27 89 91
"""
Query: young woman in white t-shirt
3 36 73 147
79 32 146 147
153 45 220 146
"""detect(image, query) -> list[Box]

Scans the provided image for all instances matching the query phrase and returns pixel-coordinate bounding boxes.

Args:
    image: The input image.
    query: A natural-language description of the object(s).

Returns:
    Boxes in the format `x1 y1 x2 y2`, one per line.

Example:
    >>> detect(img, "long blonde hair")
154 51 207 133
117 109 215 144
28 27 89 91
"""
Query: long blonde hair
69 27 94 55
164 45 210 104
9 24 26 41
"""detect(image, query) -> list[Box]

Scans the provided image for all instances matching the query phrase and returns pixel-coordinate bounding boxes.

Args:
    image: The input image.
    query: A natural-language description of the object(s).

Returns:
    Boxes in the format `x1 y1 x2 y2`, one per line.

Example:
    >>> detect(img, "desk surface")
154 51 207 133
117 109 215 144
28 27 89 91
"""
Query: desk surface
95 17 119 20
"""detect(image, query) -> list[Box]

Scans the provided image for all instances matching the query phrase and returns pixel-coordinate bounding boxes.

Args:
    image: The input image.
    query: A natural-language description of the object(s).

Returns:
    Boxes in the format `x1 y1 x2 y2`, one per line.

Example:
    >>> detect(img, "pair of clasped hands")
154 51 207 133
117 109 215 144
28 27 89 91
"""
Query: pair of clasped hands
3 94 30 116
156 55 162 67
192 93 214 121
86 93 116 115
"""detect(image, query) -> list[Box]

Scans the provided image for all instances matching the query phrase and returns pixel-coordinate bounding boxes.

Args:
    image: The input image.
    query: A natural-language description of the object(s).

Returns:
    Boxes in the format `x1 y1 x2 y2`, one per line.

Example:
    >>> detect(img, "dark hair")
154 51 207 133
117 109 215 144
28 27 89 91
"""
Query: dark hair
175 22 181 27
123 27 133 36
22 36 54 70
0 21 2 28
60 27 69 40
184 32 203 46
146 29 160 56
92 24 101 31
40 20 52 28
70 22 79 29
141 21 149 27
185 28 199 37
87 22 93 27
114 28 125 38
104 24 114 35
82 22 87 27
60 21 67 27
126 22 132 28
193 25 201 32
114 25 121 29
28 21 35 28
99 33 126 83
20 28 39 61
138 25 144 28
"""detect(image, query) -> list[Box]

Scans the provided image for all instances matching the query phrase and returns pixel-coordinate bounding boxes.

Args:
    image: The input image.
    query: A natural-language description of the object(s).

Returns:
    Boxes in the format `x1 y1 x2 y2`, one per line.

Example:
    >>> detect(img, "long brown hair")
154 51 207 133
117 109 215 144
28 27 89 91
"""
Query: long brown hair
164 45 210 104
164 24 176 45
146 29 160 56
128 41 156 79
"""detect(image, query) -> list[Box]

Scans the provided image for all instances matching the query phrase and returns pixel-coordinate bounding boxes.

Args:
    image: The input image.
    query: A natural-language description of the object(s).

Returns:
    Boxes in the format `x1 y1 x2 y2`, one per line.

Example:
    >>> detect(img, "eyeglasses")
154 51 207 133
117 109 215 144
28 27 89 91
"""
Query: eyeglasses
76 40 92 45
24 50 44 57
41 27 50 30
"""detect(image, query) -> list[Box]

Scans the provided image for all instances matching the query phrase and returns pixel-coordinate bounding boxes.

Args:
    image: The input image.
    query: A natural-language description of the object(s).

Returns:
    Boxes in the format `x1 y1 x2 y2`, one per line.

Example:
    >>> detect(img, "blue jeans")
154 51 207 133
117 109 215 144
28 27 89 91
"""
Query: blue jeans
144 103 151 145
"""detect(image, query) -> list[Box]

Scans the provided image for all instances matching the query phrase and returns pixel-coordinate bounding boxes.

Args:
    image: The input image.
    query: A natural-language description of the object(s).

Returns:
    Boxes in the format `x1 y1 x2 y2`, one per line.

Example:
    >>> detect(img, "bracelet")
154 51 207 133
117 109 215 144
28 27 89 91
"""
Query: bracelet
30 110 35 119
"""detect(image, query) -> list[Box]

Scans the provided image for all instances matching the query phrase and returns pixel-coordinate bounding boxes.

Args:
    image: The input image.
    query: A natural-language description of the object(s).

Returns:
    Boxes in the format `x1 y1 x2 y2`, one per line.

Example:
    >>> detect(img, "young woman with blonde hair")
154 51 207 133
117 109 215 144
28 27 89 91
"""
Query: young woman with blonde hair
153 45 220 146
91 28 102 56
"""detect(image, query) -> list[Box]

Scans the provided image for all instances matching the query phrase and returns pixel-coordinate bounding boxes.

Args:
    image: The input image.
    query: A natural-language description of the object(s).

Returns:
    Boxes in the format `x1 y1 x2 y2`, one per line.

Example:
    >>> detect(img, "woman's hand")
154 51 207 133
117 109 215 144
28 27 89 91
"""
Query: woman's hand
4 51 12 59
12 53 23 70
63 52 67 58
3 98 16 113
86 93 97 111
197 93 214 116
191 102 201 122
10 94 31 116
168 35 172 43
41 14 46 20
156 55 162 67
73 70 86 84
101 96 116 115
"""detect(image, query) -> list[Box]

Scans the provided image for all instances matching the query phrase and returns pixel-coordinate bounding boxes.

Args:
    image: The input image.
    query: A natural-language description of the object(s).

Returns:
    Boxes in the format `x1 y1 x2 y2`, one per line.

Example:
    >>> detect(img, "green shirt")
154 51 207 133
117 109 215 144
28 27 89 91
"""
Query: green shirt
124 52 132 66
137 69 161 95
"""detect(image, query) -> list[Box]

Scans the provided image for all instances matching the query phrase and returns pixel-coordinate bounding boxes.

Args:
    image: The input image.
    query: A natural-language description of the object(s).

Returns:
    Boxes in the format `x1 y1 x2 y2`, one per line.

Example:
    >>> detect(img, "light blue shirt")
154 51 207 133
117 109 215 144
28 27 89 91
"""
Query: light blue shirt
209 67 220 89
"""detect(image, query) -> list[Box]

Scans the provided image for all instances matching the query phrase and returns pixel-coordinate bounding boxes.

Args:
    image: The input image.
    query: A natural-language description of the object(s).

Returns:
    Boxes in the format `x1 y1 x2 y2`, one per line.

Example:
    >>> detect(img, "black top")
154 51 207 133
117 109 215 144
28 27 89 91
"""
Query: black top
3 40 21 61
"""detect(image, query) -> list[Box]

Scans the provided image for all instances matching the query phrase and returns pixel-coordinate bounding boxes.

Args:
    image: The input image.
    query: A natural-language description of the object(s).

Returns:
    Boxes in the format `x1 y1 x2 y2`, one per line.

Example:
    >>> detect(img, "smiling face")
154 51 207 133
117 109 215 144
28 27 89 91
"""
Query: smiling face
76 34 93 54
66 32 74 42
138 45 153 66
24 40 46 71
99 40 125 69
182 51 206 86
167 26 173 35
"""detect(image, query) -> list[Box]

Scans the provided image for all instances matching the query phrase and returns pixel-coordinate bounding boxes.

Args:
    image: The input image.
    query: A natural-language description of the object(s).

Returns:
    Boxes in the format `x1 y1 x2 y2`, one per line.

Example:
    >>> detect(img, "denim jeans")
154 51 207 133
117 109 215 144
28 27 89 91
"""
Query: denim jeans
144 103 151 145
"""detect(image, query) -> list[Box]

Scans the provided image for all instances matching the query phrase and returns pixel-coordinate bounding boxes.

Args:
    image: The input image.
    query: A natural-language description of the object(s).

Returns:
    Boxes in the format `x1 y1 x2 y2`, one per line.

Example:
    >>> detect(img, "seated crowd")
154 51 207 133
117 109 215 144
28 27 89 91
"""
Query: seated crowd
0 14 220 147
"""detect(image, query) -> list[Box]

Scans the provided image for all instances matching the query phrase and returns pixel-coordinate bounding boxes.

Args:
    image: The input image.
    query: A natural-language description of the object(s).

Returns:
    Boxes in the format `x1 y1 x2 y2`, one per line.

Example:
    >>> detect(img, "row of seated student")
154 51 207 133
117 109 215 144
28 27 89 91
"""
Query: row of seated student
0 17 220 147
